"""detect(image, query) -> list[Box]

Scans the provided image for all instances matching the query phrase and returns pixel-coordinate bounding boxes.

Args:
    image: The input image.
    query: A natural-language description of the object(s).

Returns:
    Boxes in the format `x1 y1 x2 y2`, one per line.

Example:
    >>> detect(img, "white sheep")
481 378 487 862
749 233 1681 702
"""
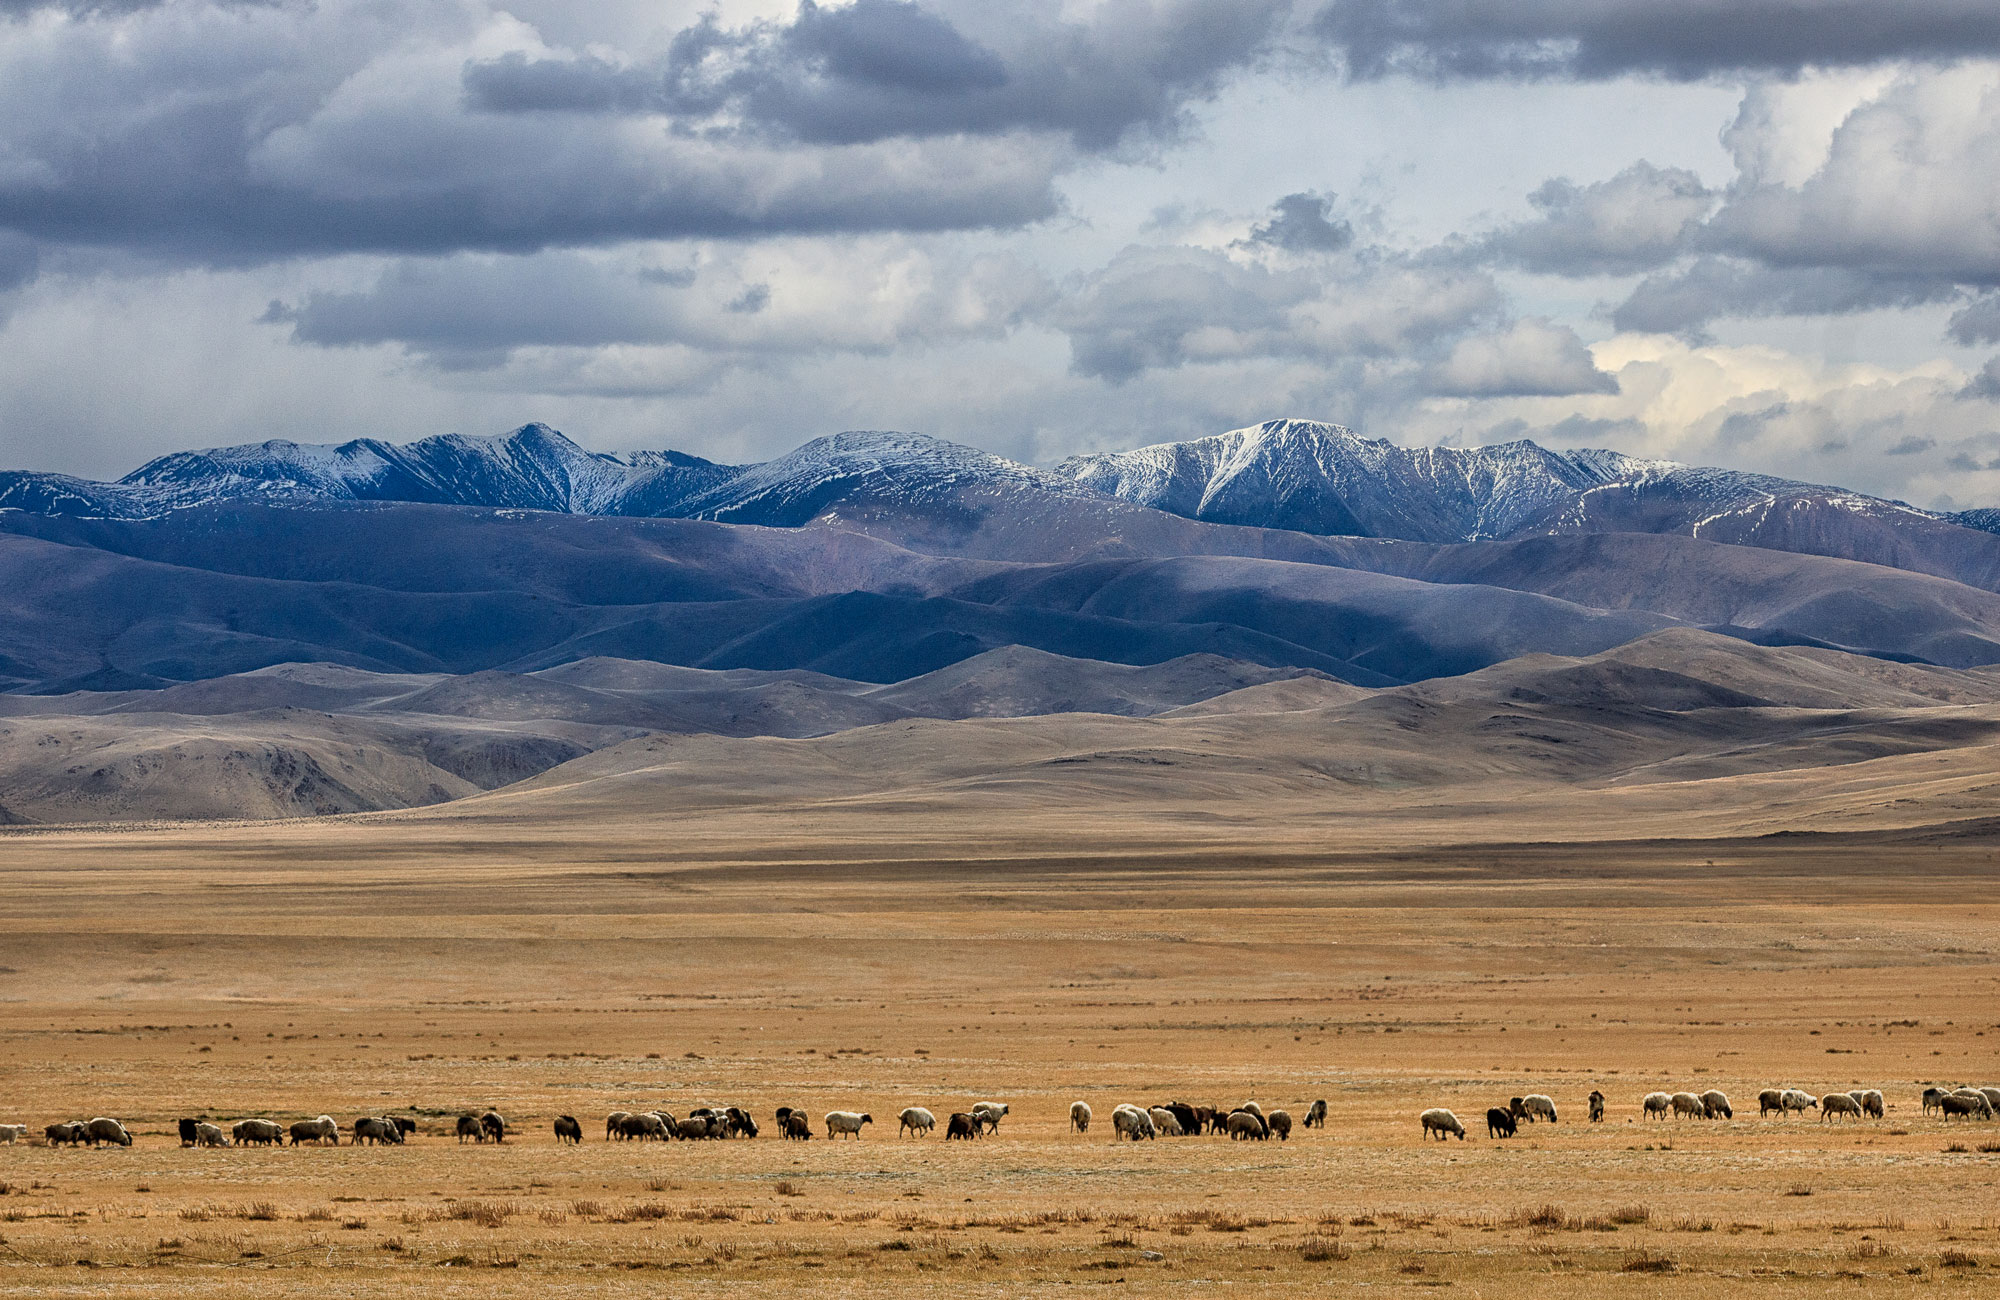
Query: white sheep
83 1117 132 1146
1235 1101 1265 1120
1980 1087 2000 1113
1111 1104 1155 1141
1859 1090 1884 1119
1669 1092 1705 1119
1821 1092 1863 1121
193 1121 229 1147
897 1107 935 1138
1069 1101 1092 1133
0 1124 25 1144
1781 1089 1818 1116
1515 1094 1558 1123
1700 1090 1732 1119
1921 1087 1947 1116
971 1102 1008 1134
824 1111 872 1140
1642 1091 1672 1119
1419 1108 1465 1140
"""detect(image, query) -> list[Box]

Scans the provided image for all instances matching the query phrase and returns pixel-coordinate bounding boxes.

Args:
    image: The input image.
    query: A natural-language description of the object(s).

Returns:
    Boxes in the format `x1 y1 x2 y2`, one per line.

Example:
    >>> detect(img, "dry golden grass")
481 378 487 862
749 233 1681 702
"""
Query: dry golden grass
1 791 1998 1295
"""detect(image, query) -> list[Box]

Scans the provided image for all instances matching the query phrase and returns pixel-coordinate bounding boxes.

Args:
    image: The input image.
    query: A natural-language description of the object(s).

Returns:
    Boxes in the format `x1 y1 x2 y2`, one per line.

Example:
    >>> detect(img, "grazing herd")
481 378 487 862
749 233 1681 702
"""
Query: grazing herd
1097 1099 1319 1142
15 1083 1998 1153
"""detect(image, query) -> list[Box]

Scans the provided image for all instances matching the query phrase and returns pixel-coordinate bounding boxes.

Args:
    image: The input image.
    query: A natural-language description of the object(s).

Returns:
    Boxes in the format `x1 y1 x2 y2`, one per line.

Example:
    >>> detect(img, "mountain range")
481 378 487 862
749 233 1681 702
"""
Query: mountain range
7 418 2000 825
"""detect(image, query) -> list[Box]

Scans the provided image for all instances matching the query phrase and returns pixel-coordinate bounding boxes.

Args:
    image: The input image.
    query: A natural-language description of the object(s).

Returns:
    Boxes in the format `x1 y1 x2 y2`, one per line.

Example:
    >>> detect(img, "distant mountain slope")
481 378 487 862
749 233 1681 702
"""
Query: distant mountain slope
1056 418 1657 541
10 419 2000 594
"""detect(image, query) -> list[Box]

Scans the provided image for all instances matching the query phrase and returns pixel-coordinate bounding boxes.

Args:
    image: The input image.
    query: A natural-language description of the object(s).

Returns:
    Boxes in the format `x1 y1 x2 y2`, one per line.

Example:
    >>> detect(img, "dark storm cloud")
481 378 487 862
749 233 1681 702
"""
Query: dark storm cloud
465 0 1288 153
1315 0 2000 82
1242 192 1353 254
0 1 1283 266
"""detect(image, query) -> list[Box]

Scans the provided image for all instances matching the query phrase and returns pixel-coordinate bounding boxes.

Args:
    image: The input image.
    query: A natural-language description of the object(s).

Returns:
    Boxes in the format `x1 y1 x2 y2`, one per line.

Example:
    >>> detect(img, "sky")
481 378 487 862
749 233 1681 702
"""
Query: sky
2 1 1999 511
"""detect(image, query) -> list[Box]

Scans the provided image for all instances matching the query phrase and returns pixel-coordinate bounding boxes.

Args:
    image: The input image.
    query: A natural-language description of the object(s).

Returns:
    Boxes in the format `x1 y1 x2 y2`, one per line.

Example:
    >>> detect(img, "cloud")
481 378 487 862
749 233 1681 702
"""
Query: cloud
1610 258 1959 336
1428 318 1619 397
1055 242 1503 383
267 241 1054 366
464 0 1290 152
0 1 1286 265
1482 162 1713 275
1315 1 2000 82
1949 291 2000 344
1242 191 1353 254
1702 64 2000 282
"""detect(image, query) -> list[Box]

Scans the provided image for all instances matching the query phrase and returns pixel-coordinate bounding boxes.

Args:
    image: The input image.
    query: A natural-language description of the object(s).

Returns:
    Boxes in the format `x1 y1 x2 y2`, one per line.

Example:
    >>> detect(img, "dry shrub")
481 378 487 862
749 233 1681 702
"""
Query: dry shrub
177 1205 216 1223
451 1201 510 1228
608 1203 671 1224
1623 1254 1676 1273
1609 1205 1651 1225
1852 1241 1892 1259
298 1206 333 1222
1671 1216 1714 1233
241 1202 279 1222
569 1200 603 1221
1785 1184 1813 1197
342 1218 368 1231
1514 1204 1570 1230
774 1181 804 1198
1939 1250 1979 1269
1300 1233 1350 1262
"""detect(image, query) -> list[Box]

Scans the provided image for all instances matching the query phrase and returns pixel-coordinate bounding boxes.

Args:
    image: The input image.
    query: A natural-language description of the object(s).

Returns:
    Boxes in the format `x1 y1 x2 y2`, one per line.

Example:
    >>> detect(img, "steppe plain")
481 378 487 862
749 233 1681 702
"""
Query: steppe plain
6 670 2000 1299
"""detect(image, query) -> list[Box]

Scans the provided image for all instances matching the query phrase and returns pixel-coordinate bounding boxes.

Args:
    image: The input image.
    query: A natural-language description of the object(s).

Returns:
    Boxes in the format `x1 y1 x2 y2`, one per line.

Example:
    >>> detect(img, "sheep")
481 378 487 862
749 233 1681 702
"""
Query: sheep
825 1111 872 1140
1111 1104 1155 1141
1941 1092 1995 1120
178 1118 199 1146
232 1118 283 1146
1268 1109 1293 1141
1588 1090 1605 1123
1781 1089 1818 1116
946 1112 977 1140
1758 1088 1787 1117
1512 1094 1558 1123
1070 1101 1092 1133
0 1124 25 1144
289 1115 338 1146
1149 1108 1185 1137
1197 1106 1224 1134
1642 1092 1672 1120
392 1117 417 1138
1701 1090 1733 1120
606 1110 632 1140
1226 1110 1269 1140
728 1107 759 1139
479 1110 507 1143
1860 1090 1884 1119
44 1121 83 1146
1420 1108 1465 1141
553 1115 583 1144
352 1117 405 1145
674 1116 714 1140
971 1102 1009 1135
193 1121 229 1147
1670 1092 1705 1119
613 1113 652 1140
1821 1092 1863 1122
783 1111 812 1140
83 1117 132 1147
1922 1087 1947 1116
898 1107 936 1138
1304 1099 1329 1129
456 1115 485 1143
1235 1101 1265 1121
1980 1087 2000 1113
1487 1106 1518 1138
1157 1102 1201 1136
